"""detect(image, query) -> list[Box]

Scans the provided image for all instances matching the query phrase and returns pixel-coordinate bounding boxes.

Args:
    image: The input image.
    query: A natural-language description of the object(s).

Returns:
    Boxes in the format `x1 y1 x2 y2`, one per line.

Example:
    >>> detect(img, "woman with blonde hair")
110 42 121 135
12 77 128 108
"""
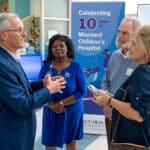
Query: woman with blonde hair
92 25 150 148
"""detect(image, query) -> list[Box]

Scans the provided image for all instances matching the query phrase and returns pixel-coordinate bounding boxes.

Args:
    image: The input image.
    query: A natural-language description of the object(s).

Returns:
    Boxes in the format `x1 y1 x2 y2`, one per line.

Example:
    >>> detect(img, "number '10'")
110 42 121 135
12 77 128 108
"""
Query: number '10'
79 18 96 29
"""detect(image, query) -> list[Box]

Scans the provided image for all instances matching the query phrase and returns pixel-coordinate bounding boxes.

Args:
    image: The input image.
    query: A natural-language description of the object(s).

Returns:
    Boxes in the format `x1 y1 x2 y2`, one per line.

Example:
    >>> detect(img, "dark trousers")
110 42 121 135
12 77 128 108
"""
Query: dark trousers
105 117 112 150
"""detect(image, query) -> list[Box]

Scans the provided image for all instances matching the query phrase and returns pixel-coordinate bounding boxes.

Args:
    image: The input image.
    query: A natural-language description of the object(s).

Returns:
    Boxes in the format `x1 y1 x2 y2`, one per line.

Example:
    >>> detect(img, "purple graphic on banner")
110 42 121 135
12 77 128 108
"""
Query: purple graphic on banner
103 49 112 69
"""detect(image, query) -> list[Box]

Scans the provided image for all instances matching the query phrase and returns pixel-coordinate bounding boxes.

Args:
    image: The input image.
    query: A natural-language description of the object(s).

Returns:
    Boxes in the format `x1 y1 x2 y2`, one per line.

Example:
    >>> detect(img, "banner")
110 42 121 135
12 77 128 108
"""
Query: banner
71 2 125 134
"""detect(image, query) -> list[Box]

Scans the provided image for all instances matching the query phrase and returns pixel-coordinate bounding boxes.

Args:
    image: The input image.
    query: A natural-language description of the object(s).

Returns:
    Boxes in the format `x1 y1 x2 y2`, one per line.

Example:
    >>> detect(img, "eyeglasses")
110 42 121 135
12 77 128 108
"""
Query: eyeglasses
4 28 26 35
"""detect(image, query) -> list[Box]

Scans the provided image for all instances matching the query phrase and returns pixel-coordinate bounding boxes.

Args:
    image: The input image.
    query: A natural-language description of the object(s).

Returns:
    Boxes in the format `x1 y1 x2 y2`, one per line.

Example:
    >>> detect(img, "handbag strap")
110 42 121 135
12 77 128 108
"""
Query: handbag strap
111 89 150 148
111 88 128 142
140 125 150 147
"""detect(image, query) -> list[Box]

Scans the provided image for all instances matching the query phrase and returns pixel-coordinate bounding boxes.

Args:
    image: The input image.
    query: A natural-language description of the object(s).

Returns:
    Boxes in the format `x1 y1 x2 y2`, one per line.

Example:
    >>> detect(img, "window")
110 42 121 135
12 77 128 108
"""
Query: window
40 0 71 59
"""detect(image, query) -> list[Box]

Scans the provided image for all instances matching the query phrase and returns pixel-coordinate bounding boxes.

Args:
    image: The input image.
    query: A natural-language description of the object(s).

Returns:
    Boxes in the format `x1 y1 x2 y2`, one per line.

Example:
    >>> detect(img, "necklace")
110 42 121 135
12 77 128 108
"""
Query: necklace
52 59 72 75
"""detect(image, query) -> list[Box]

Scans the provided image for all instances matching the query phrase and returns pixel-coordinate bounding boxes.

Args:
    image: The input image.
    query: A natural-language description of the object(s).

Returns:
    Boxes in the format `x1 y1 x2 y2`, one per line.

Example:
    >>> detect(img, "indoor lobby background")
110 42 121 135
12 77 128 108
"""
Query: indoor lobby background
0 0 150 149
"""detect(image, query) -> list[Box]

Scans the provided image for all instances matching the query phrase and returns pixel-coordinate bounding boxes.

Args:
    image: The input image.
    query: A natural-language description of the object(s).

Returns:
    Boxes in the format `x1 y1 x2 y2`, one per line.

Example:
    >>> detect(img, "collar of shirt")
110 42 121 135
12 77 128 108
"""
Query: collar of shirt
0 46 21 61
119 49 128 59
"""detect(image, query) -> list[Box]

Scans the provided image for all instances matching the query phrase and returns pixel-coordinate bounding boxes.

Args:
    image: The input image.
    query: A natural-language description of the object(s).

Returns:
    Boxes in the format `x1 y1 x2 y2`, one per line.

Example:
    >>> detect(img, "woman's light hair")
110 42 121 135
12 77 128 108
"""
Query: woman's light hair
0 13 19 31
134 25 150 62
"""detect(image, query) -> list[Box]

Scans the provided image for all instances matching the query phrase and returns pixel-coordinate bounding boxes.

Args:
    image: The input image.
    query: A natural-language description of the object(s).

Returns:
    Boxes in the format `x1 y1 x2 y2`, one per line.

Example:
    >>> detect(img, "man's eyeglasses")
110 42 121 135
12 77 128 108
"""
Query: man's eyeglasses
4 28 26 35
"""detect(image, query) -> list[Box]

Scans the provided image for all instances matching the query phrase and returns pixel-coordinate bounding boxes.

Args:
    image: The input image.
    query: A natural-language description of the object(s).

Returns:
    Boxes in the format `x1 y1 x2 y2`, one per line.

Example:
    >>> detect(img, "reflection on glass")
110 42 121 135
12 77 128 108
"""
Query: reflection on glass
44 20 68 40
44 20 69 55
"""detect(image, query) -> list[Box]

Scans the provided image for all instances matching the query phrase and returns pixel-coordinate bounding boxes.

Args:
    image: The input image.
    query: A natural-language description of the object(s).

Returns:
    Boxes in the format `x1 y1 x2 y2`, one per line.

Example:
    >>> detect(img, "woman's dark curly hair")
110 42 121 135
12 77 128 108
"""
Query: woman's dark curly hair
45 34 75 62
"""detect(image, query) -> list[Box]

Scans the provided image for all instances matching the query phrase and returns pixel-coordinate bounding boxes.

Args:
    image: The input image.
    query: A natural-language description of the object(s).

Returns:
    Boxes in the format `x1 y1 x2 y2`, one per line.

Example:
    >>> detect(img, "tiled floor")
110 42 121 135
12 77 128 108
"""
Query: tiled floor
35 109 108 150
85 135 108 150
35 134 108 150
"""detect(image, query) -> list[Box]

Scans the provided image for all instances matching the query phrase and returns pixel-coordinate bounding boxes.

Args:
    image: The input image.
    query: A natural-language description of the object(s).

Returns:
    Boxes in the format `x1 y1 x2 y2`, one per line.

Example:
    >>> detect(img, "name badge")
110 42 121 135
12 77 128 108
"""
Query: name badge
126 68 134 76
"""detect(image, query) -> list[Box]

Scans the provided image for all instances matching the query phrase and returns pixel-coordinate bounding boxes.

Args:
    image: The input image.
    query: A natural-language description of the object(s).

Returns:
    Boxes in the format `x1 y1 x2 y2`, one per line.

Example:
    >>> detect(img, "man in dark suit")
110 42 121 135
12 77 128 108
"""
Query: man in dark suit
0 13 66 150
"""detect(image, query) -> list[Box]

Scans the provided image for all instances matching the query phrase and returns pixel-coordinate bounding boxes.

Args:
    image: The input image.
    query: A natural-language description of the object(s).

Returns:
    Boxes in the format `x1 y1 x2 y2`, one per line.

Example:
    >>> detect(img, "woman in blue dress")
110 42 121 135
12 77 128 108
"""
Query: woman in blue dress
92 25 150 148
39 34 87 150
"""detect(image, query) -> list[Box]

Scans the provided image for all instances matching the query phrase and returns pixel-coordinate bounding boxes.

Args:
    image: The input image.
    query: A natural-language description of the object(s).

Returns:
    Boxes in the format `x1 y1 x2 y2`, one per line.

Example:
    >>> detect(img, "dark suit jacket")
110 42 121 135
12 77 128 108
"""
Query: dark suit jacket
0 47 51 150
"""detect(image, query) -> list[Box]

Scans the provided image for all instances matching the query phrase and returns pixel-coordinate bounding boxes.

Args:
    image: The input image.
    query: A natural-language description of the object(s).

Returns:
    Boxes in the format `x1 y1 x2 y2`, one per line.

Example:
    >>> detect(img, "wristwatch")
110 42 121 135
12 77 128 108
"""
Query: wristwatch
107 96 113 107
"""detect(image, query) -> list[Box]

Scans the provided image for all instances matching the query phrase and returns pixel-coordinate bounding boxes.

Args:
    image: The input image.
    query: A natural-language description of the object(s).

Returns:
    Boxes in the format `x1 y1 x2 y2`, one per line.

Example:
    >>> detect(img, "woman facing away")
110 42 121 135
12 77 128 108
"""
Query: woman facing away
92 25 150 148
39 34 87 150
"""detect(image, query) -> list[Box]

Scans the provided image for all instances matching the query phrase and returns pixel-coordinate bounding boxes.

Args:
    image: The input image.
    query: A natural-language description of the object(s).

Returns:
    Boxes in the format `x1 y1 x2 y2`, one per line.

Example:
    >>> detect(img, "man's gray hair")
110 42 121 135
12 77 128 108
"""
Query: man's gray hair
121 16 141 32
0 13 19 31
